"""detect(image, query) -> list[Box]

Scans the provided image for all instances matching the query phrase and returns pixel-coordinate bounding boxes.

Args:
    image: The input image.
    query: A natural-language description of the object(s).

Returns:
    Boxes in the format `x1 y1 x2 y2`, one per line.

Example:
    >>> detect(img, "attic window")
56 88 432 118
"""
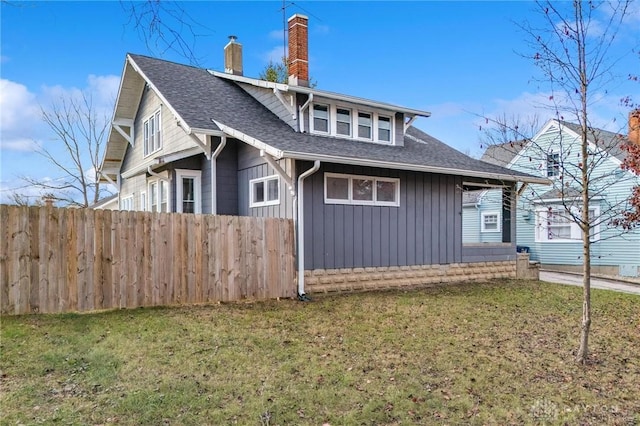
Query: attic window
546 153 560 177
143 109 162 157
309 102 395 144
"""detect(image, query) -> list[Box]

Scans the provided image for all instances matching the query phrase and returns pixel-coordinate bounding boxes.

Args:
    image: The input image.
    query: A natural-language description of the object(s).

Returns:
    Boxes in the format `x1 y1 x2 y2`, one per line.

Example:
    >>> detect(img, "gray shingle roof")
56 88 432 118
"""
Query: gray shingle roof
129 54 544 183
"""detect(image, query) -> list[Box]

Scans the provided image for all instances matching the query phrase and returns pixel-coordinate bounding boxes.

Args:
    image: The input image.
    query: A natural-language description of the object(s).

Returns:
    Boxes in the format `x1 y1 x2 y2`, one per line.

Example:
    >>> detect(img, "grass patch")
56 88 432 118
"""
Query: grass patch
1 280 639 425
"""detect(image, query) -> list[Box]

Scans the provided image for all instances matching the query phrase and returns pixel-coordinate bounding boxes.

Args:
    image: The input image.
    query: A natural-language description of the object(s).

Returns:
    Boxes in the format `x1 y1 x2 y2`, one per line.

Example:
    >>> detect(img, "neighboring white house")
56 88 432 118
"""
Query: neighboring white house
464 114 640 278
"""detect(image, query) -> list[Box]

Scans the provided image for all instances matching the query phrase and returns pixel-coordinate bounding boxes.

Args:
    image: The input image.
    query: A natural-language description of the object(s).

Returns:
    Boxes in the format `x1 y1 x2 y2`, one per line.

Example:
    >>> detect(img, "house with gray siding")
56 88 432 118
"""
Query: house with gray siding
99 14 547 296
464 116 640 277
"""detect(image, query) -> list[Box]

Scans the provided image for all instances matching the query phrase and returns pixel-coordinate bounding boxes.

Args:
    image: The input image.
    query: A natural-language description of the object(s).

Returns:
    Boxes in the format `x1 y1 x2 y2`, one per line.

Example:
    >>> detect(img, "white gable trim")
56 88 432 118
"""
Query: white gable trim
127 55 194 135
508 119 624 170
211 120 284 158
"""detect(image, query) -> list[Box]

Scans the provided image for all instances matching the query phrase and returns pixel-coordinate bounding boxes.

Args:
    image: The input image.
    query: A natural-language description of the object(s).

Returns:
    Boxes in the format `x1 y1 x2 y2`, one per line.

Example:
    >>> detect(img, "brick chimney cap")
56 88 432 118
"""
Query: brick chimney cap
288 13 309 22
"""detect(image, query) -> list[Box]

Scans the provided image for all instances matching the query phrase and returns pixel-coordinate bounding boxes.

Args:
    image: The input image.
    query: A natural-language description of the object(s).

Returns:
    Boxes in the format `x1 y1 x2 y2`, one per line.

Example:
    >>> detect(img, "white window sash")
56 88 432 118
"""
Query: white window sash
249 175 280 208
480 211 501 233
176 169 202 214
324 172 400 207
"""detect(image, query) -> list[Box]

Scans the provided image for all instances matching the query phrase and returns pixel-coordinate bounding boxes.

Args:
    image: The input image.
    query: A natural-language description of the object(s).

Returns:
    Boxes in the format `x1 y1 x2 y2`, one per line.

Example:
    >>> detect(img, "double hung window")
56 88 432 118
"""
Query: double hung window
143 109 162 157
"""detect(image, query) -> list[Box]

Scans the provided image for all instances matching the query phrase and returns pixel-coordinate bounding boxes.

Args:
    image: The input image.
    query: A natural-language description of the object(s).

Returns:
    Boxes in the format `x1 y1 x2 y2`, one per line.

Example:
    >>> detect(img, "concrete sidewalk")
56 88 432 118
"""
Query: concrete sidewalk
540 271 640 295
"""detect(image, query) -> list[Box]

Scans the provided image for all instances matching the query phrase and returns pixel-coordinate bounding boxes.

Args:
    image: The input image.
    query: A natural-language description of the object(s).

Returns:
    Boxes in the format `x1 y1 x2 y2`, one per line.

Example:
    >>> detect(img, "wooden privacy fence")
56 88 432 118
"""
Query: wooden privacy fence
0 205 296 315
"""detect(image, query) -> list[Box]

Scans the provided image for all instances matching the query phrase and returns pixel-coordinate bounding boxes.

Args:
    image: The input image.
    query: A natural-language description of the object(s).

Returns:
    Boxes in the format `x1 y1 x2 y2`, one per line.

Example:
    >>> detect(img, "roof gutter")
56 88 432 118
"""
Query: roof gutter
297 160 321 299
281 150 550 185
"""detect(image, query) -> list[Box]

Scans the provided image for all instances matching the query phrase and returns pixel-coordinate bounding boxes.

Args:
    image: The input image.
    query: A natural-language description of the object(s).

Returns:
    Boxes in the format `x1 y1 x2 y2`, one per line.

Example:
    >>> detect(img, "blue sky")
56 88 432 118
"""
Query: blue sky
1 1 638 203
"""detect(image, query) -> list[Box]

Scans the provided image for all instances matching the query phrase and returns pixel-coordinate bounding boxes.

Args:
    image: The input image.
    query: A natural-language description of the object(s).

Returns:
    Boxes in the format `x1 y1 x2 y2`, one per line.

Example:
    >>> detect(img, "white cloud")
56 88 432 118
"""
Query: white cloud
268 29 285 41
262 46 287 64
87 74 120 106
0 79 40 133
1 138 40 152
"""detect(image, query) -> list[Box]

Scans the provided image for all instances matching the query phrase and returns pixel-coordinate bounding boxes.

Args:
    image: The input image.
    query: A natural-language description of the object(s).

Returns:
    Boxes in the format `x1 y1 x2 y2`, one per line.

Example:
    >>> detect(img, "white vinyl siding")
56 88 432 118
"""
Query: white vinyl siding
324 172 400 207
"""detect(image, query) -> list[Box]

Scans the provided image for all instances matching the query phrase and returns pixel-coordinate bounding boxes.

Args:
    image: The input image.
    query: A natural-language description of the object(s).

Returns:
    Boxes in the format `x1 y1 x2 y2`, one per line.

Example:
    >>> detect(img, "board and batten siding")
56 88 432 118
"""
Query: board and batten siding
237 143 295 218
302 163 465 270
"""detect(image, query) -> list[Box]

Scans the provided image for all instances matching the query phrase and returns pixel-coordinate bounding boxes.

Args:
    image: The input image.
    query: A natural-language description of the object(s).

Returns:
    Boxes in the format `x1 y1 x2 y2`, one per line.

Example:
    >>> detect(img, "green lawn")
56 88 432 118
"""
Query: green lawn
1 280 639 425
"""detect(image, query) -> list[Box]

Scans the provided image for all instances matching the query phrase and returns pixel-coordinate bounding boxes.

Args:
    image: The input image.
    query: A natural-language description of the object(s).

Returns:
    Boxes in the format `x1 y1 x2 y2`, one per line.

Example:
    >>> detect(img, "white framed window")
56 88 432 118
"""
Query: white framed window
140 192 147 212
358 112 372 140
324 172 400 207
250 175 280 208
120 195 134 211
309 102 395 144
336 108 352 136
143 109 162 157
176 169 202 214
312 104 329 133
546 152 560 177
377 115 392 142
535 205 600 242
148 179 170 212
481 211 501 233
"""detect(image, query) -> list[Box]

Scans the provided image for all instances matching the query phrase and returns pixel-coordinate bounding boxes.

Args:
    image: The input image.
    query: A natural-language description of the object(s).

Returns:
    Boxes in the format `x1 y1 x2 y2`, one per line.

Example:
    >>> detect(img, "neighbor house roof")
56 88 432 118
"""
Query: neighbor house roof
480 121 629 169
102 54 548 185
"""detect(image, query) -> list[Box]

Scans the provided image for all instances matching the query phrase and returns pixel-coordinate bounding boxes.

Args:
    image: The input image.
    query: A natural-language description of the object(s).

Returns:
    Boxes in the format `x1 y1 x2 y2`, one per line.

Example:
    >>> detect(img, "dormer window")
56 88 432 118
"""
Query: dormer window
358 112 372 139
336 108 351 136
313 104 329 133
378 116 391 142
309 102 395 144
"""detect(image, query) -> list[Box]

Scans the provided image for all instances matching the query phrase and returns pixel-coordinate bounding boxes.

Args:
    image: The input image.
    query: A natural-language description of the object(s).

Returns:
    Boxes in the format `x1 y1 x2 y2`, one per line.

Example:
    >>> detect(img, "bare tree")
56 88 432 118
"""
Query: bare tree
21 92 111 207
481 1 635 364
120 0 214 66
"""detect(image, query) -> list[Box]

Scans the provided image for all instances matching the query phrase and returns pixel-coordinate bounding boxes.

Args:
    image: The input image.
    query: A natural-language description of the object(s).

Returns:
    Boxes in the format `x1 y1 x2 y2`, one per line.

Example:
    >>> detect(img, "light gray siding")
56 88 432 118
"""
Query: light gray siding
237 83 297 129
302 163 465 270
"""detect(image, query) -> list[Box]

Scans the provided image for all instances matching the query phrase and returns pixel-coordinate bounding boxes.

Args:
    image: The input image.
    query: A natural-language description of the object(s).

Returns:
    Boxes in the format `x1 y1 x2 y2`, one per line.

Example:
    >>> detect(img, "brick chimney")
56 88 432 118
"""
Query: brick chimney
224 35 243 76
630 109 640 145
288 14 309 86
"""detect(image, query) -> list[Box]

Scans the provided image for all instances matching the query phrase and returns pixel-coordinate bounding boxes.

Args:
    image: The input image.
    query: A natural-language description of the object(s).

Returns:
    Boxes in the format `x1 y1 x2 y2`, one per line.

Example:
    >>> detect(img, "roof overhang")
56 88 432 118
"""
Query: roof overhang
213 120 548 184
211 70 431 118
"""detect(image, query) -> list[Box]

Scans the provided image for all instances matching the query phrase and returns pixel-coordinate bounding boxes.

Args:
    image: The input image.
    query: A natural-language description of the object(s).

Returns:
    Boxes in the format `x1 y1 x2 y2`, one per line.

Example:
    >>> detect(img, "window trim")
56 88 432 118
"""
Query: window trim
175 169 202 214
309 102 395 145
143 109 162 158
140 191 147 212
480 211 501 233
324 172 400 207
535 205 600 242
147 178 170 213
120 195 134 211
249 175 280 208
546 152 560 178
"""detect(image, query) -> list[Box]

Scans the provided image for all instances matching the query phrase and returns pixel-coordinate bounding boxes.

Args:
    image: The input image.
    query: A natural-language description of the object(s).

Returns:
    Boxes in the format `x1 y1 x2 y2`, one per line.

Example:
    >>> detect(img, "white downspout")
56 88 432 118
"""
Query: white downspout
297 160 320 298
210 136 227 214
298 93 313 133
